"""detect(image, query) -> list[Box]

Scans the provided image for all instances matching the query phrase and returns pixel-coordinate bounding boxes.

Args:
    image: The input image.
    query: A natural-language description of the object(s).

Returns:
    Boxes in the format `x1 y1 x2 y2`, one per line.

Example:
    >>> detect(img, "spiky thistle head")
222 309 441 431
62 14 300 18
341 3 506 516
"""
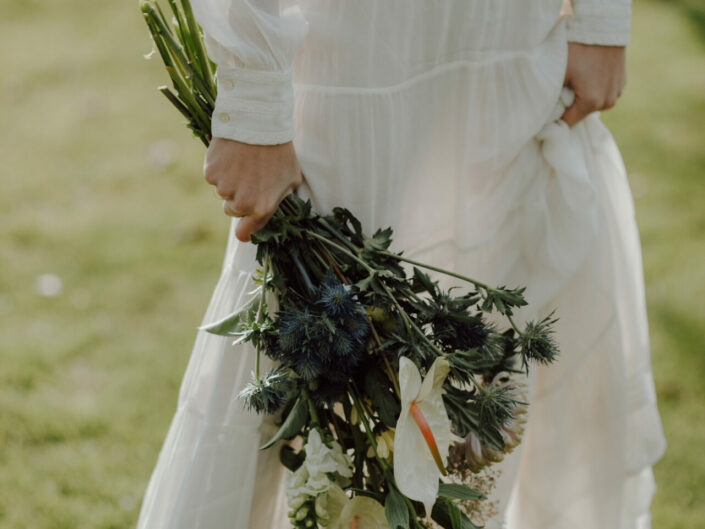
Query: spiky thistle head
426 291 490 352
277 308 314 353
342 307 370 342
315 270 356 317
519 311 559 366
267 273 370 384
238 366 292 414
473 383 516 434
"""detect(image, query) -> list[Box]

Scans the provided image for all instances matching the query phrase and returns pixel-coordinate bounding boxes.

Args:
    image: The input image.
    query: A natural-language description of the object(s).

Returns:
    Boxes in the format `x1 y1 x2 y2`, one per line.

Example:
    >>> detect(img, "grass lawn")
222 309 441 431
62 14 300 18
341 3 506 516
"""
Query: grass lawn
602 1 705 526
0 1 703 527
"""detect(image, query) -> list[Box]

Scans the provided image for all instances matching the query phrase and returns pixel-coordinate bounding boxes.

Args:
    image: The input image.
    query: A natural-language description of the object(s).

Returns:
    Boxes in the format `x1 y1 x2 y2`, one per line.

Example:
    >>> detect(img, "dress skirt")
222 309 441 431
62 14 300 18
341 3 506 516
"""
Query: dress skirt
136 2 666 527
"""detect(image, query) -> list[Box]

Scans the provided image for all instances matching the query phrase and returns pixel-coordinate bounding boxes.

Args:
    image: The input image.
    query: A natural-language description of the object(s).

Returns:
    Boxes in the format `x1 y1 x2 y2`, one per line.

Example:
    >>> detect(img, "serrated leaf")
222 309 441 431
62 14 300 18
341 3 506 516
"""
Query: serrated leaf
231 329 254 346
364 227 394 252
355 273 376 292
260 397 308 450
412 267 438 295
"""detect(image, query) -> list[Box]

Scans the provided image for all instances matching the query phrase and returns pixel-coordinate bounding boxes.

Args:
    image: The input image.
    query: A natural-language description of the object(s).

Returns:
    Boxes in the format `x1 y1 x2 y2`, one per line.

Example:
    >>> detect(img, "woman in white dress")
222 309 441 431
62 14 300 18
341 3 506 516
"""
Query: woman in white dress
136 1 667 528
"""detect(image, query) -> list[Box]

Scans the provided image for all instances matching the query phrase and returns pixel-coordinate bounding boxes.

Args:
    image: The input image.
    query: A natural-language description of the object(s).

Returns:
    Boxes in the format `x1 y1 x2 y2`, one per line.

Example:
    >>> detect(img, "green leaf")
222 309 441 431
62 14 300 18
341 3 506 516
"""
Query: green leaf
461 511 483 529
448 501 463 529
438 483 486 501
331 207 363 239
354 273 377 293
260 397 309 450
431 499 455 529
481 286 528 316
411 267 438 296
199 295 259 336
364 227 394 253
364 369 400 428
279 445 305 472
431 499 482 529
384 486 410 529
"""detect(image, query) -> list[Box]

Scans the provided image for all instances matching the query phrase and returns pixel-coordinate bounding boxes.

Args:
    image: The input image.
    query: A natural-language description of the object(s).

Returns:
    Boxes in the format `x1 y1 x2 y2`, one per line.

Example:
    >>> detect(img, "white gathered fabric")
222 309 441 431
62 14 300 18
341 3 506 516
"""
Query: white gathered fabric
136 1 665 528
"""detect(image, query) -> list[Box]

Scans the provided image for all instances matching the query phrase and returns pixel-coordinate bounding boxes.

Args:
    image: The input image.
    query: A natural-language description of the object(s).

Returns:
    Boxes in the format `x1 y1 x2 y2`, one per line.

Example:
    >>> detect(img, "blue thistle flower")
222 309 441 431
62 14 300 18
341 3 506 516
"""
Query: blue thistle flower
310 317 336 347
519 312 559 366
238 366 292 414
344 308 370 339
267 272 371 385
277 308 312 352
316 270 356 318
294 351 324 381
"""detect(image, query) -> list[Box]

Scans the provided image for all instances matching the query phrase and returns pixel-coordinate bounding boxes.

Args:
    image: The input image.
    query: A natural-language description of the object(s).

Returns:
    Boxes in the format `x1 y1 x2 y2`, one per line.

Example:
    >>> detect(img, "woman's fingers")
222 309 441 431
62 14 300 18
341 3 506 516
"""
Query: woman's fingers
228 185 299 242
235 214 269 243
561 92 599 127
203 138 303 241
222 200 247 218
561 87 620 126
560 43 626 127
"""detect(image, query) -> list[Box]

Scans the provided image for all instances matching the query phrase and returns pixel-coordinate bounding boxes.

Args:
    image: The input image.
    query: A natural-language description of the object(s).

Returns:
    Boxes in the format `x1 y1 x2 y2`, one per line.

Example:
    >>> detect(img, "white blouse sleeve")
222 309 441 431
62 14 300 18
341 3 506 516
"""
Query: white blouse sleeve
566 0 632 46
191 0 309 145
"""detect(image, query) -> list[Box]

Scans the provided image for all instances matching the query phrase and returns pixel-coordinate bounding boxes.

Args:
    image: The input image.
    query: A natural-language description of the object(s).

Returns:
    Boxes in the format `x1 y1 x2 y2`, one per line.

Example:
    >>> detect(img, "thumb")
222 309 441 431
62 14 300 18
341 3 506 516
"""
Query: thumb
561 92 594 128
235 212 275 243
235 215 259 243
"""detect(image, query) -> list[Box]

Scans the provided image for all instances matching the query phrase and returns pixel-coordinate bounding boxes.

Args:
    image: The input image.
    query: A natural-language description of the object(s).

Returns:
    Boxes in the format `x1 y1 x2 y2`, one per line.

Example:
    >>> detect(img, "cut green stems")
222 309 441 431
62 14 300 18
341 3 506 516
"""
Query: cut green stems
254 257 269 381
380 250 491 292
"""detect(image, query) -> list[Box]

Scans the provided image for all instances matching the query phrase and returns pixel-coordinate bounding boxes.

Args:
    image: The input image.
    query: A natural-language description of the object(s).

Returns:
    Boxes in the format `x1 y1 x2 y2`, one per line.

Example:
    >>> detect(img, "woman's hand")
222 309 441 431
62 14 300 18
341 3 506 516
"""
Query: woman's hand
203 137 303 242
561 43 626 127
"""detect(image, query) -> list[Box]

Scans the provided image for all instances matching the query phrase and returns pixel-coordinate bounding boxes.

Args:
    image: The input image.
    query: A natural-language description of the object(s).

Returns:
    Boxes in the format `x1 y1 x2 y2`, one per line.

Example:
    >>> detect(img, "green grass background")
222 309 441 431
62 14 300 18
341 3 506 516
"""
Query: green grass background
0 1 703 527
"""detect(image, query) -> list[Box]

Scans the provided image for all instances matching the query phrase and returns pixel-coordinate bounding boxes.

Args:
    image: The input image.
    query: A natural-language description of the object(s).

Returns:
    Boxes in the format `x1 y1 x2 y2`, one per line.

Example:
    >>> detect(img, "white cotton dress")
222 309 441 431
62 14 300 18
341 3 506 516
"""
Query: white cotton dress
136 1 667 528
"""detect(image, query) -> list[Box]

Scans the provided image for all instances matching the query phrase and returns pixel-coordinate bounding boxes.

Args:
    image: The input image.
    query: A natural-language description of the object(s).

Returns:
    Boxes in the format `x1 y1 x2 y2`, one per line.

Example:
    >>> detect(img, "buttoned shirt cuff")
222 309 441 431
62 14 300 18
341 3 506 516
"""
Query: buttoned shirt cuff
211 65 295 145
566 3 632 46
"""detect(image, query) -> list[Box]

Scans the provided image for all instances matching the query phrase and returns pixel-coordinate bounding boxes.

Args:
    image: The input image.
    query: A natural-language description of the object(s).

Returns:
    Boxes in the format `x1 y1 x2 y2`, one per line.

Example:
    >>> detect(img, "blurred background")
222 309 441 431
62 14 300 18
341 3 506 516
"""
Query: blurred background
1 1 703 528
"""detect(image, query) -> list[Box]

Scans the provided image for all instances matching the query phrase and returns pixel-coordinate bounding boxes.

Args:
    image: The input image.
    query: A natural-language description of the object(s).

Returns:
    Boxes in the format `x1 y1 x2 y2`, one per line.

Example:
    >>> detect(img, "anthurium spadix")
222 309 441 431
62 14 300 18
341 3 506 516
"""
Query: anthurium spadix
393 356 452 515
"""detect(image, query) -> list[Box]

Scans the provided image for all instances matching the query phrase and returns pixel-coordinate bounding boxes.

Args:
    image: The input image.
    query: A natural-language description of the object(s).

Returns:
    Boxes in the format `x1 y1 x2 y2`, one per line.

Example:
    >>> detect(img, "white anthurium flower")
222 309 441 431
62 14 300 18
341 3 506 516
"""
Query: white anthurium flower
318 485 390 529
393 356 452 516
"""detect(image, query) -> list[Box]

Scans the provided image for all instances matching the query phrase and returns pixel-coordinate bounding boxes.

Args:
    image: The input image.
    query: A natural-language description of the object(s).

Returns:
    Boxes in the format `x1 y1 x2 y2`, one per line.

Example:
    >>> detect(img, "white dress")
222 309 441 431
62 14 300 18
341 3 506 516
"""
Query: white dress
136 1 666 528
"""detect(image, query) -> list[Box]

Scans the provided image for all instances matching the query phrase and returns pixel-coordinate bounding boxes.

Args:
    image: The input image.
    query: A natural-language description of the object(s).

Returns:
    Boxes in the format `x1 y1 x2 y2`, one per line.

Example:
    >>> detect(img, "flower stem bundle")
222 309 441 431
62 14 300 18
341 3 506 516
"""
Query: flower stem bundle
141 2 560 527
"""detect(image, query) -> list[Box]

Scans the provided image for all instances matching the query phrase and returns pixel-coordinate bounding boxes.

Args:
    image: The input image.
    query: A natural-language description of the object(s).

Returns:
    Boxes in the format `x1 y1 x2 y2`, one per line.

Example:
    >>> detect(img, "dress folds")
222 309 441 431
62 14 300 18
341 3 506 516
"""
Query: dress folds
136 1 665 528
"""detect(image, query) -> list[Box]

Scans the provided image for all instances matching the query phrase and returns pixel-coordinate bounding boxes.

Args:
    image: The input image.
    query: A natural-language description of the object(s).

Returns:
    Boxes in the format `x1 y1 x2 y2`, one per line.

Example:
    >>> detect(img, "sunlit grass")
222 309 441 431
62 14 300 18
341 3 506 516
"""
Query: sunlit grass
601 1 705 527
0 0 702 527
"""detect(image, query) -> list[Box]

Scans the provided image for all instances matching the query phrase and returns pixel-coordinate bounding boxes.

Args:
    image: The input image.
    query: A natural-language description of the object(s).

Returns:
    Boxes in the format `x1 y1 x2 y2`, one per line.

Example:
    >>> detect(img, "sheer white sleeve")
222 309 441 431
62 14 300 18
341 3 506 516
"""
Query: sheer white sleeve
191 0 309 144
566 0 632 46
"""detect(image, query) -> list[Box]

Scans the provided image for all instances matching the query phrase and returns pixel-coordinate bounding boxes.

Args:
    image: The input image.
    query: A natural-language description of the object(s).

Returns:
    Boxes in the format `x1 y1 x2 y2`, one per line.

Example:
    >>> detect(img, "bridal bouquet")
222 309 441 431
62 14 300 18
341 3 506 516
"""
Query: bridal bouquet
141 2 559 527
